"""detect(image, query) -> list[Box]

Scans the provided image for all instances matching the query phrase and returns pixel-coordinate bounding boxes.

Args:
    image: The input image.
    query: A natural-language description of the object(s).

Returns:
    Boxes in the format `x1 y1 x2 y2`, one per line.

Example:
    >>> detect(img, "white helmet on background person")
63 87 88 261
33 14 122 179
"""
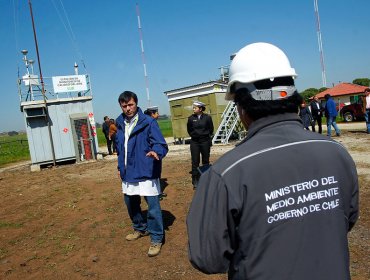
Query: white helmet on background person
226 42 298 101
193 101 206 108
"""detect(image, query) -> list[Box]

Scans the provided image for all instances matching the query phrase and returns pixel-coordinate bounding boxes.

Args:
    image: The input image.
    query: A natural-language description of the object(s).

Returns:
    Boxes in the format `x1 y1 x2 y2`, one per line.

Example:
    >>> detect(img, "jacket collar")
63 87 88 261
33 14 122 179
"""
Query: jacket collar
117 108 148 129
238 113 302 145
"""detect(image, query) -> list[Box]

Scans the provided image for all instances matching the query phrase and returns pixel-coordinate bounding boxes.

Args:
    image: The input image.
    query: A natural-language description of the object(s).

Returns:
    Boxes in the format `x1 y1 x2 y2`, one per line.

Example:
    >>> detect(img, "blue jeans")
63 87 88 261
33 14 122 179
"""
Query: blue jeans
365 109 370 133
124 194 163 243
327 116 341 136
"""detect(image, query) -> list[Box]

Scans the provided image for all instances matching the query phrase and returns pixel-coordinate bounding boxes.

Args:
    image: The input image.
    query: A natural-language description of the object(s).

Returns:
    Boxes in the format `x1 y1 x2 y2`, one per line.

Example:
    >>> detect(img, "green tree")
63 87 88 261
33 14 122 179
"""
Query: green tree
318 87 328 92
300 88 319 103
8 131 19 136
352 78 370 87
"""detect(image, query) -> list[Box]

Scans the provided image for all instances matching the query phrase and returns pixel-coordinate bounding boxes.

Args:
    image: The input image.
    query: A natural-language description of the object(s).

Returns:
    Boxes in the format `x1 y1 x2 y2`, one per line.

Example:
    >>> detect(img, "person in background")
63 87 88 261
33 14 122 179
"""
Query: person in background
115 91 168 257
299 101 312 130
102 116 113 155
187 42 359 280
324 94 341 137
310 95 323 133
362 88 370 134
144 106 167 199
109 118 117 155
187 101 214 190
144 106 159 120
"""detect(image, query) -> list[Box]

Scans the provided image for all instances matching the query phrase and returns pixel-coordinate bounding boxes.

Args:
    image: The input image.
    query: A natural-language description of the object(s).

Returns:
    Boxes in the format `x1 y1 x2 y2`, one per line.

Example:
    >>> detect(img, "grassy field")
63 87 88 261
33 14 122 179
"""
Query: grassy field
0 133 30 167
158 118 173 137
0 119 173 167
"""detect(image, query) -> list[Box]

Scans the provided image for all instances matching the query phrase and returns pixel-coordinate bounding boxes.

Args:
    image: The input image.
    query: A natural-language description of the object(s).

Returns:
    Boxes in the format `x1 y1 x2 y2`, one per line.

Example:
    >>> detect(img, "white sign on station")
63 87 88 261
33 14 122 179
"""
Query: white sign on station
52 75 87 93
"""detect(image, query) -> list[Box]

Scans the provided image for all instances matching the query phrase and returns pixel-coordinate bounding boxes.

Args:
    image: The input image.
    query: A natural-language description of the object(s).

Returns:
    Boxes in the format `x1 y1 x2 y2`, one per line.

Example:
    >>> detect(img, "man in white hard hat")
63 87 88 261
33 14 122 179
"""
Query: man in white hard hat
187 101 214 189
187 42 359 279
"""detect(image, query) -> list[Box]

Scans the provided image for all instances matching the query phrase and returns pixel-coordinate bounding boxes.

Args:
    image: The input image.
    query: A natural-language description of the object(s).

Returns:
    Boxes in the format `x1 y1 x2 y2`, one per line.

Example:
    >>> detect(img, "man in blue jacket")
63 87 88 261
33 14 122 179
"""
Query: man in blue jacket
115 91 168 257
324 93 341 137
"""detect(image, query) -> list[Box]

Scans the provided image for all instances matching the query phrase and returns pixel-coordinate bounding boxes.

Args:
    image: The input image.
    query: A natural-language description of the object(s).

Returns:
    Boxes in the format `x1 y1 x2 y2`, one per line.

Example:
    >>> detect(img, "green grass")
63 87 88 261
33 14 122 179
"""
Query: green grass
158 118 173 137
0 133 30 167
0 221 24 228
96 127 106 147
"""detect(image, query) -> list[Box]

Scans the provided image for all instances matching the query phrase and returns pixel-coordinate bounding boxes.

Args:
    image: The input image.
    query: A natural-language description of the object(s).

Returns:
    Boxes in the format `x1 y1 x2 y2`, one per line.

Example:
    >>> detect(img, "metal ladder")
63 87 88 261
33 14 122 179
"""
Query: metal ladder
212 101 240 144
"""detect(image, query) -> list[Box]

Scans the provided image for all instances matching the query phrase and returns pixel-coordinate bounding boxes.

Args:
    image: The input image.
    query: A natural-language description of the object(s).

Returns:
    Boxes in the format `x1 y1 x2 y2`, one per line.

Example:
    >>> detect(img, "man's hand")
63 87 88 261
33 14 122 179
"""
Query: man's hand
146 151 159 160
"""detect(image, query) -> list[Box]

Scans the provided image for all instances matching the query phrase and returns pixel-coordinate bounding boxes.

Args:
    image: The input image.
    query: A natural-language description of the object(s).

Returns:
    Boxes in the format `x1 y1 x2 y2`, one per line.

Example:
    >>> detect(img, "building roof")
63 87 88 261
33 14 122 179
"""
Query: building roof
164 80 227 95
315 83 368 99
164 80 228 102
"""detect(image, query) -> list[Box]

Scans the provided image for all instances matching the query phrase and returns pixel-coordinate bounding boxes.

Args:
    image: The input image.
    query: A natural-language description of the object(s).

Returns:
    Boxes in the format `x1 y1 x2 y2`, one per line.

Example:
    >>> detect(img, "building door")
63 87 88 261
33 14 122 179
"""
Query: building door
70 116 95 161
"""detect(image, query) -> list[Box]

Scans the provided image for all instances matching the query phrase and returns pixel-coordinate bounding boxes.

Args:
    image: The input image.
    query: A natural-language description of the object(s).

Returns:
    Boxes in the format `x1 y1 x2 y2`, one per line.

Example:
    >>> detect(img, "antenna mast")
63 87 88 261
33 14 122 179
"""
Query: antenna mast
136 3 151 107
314 0 327 87
28 0 56 166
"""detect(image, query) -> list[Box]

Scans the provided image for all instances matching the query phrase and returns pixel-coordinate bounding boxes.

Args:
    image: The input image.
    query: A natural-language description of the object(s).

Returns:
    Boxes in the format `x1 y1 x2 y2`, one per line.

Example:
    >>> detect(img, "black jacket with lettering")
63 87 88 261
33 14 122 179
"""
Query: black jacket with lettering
187 113 359 280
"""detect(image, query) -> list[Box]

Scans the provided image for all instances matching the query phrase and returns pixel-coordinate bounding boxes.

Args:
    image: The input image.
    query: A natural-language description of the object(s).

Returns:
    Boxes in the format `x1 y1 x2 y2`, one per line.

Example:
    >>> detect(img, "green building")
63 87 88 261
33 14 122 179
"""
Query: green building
164 80 243 144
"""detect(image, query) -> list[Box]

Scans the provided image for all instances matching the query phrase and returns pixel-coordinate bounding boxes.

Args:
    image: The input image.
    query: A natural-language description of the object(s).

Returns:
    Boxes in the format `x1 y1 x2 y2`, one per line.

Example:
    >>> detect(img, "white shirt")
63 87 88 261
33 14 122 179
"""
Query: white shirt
124 114 138 166
366 95 370 109
122 113 161 196
122 178 161 196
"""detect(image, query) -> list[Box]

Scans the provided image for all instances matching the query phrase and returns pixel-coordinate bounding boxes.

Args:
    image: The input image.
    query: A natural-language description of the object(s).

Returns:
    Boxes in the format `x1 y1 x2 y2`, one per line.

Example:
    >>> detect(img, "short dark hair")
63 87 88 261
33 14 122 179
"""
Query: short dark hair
118 91 138 104
325 94 331 100
233 77 301 121
104 116 109 121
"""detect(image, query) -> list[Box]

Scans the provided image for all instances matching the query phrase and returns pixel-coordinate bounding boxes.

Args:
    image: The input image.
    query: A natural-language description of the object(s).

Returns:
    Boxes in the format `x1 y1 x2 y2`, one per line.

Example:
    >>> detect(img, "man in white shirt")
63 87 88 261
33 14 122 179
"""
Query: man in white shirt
115 91 168 257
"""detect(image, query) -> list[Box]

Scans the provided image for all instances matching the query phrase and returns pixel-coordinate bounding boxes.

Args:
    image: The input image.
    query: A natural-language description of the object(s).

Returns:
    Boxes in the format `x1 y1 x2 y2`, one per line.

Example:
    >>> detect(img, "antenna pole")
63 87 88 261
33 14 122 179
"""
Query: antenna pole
136 3 151 107
314 0 327 87
28 0 56 166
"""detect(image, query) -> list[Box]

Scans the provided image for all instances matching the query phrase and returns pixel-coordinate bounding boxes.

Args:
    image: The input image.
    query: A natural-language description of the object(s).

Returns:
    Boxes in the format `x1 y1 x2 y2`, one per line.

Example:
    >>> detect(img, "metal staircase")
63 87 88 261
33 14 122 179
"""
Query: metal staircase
212 101 240 144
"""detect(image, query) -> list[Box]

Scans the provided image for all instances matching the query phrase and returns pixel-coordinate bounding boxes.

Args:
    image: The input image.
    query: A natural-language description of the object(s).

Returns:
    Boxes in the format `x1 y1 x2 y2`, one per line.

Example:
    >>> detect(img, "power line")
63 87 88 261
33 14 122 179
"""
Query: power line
51 0 88 71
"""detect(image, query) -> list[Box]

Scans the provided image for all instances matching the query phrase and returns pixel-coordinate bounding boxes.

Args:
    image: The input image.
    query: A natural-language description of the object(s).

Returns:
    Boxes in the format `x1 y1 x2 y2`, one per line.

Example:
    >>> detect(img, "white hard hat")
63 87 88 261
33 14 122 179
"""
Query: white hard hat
227 42 297 100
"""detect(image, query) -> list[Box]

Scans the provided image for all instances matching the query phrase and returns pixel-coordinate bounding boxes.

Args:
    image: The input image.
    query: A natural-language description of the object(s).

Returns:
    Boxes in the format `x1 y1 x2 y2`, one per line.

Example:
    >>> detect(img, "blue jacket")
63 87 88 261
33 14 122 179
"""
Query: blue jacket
115 108 168 183
325 97 338 117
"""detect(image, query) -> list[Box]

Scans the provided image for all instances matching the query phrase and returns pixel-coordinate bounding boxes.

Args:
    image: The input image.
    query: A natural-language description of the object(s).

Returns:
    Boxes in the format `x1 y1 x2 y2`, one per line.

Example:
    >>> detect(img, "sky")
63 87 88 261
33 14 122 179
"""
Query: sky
0 0 370 132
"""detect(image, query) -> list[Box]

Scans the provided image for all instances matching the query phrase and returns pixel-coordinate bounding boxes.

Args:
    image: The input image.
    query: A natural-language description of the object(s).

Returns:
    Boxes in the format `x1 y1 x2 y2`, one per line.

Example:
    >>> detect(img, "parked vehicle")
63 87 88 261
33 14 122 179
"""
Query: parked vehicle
340 101 365 122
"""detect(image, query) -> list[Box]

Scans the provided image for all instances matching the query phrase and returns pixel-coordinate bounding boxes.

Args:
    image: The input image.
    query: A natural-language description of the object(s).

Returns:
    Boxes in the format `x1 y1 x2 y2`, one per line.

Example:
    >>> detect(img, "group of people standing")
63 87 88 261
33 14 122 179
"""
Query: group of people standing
299 94 340 136
100 42 361 279
301 89 370 137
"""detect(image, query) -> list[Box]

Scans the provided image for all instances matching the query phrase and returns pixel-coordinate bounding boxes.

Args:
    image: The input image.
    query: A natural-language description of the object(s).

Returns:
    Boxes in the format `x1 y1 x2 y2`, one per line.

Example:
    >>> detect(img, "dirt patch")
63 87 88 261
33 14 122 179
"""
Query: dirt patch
0 131 369 279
